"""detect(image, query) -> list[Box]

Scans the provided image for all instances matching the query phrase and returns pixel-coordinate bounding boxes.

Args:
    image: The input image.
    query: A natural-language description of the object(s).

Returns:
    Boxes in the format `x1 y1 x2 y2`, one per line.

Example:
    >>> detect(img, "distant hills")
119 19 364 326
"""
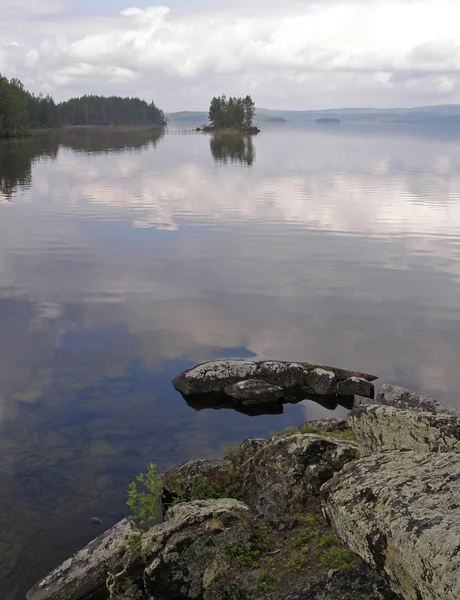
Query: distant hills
167 105 460 125
166 110 286 124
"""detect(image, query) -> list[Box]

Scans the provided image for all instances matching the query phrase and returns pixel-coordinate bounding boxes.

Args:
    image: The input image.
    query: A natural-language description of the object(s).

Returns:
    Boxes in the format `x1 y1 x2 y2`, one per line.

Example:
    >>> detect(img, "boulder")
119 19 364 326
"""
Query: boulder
172 360 258 395
254 361 308 387
172 360 378 399
26 518 137 600
282 562 401 600
349 403 460 455
163 459 228 504
305 368 337 396
338 377 375 399
225 379 284 405
377 384 460 417
243 434 359 520
141 499 253 600
321 451 460 600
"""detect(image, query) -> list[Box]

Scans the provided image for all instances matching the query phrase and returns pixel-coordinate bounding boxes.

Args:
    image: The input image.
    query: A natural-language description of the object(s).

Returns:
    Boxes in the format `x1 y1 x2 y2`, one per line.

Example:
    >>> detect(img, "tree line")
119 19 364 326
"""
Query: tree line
0 74 166 139
206 95 257 132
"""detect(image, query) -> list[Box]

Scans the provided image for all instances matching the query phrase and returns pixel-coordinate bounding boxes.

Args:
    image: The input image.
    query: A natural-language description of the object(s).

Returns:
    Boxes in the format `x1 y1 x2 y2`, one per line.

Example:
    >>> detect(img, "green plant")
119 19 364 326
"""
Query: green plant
126 463 163 532
218 584 244 599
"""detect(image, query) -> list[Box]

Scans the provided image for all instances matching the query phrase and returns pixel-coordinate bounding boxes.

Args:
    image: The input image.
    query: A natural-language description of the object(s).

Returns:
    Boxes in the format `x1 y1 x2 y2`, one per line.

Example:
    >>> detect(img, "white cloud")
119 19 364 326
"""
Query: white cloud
2 1 460 108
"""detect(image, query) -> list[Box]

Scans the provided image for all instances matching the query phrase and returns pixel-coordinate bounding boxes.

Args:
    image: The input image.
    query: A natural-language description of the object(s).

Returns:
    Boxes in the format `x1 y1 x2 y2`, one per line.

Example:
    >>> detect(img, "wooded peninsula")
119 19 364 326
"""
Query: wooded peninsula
0 74 166 139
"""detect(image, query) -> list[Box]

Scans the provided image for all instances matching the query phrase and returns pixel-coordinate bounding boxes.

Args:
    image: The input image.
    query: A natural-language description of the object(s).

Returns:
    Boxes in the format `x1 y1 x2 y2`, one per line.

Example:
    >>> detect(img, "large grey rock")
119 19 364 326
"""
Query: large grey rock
172 360 378 398
305 368 337 396
254 361 308 387
26 518 136 600
349 403 460 455
225 379 284 405
141 499 253 600
377 384 460 417
321 451 460 600
243 433 359 520
338 377 375 399
280 563 401 600
172 360 258 395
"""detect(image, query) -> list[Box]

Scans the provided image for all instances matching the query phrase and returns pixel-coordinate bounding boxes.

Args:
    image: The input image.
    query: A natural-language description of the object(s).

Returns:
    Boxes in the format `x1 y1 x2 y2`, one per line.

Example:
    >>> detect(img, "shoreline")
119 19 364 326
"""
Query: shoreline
26 363 460 600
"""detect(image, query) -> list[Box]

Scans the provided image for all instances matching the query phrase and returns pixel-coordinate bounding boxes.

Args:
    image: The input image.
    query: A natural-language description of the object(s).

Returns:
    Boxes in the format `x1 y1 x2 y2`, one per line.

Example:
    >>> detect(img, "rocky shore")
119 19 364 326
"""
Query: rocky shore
27 361 460 600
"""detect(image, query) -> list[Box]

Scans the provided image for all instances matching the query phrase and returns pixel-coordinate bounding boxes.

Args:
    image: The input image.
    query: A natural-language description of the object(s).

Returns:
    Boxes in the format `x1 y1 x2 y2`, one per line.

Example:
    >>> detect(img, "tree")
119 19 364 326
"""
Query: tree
0 75 29 137
207 94 257 131
58 95 166 127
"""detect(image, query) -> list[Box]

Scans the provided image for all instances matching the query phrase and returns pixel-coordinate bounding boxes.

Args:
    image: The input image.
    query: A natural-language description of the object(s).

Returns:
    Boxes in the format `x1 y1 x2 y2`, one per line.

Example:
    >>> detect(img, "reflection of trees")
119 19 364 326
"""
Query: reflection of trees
0 137 58 200
56 126 165 156
0 127 165 200
210 133 255 166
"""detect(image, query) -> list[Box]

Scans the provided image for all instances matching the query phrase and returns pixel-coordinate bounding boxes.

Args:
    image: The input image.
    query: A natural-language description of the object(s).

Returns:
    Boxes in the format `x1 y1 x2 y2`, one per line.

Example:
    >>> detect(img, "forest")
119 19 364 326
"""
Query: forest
0 74 165 138
204 95 259 132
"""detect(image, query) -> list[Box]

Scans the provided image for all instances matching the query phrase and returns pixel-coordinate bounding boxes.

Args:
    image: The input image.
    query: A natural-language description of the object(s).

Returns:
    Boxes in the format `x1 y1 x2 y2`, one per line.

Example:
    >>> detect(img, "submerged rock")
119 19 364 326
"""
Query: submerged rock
172 360 377 413
321 451 460 600
349 403 460 455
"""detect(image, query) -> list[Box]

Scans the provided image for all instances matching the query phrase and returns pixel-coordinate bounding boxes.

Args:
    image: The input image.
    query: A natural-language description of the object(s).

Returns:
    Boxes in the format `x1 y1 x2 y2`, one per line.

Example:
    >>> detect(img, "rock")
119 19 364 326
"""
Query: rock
300 417 349 432
321 451 460 600
377 384 460 417
349 403 460 455
283 562 401 599
306 368 337 396
163 459 228 504
254 361 308 388
26 518 137 600
172 360 258 395
243 434 359 520
172 360 378 399
225 379 284 405
141 499 254 600
338 377 375 399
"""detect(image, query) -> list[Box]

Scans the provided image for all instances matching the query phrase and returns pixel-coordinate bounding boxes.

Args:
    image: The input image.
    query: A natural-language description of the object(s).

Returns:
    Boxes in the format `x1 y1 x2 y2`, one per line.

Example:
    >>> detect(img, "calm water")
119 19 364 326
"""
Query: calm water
1 123 460 598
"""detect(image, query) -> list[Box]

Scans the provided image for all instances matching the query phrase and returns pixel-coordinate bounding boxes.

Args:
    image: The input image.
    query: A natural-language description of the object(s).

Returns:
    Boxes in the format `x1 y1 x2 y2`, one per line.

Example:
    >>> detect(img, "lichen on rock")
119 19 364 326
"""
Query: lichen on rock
321 451 460 600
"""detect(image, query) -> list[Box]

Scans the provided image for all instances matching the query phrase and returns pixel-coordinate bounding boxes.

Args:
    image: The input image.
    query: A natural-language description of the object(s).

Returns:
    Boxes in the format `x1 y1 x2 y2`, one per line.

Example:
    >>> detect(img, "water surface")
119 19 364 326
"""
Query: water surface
1 123 460 599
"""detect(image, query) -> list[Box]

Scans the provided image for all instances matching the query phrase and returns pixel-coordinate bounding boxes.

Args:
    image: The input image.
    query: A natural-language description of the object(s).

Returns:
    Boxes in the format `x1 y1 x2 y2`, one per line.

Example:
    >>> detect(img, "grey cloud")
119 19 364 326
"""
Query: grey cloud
2 1 460 108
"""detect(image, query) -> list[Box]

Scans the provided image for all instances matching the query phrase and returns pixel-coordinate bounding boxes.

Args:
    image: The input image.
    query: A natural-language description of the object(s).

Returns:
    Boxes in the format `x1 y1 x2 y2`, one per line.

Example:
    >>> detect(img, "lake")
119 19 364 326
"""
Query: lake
1 123 460 599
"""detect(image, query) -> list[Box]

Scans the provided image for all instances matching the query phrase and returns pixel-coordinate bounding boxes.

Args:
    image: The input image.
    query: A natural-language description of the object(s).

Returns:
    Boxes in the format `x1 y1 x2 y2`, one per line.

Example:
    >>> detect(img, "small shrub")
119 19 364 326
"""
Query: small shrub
127 463 162 532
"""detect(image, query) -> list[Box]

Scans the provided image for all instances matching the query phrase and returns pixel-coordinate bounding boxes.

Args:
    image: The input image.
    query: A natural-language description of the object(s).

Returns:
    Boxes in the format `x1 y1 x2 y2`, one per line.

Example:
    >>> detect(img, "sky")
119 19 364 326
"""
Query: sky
1 0 460 111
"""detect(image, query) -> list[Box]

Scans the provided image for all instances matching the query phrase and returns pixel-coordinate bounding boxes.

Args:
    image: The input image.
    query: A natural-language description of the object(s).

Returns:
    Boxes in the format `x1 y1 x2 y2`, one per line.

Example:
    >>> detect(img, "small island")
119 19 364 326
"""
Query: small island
315 117 340 124
196 95 260 134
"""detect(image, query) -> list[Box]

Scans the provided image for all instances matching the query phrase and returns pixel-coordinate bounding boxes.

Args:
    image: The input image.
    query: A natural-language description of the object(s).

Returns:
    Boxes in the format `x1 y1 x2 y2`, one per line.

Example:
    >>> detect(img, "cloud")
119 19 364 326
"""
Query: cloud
2 1 460 109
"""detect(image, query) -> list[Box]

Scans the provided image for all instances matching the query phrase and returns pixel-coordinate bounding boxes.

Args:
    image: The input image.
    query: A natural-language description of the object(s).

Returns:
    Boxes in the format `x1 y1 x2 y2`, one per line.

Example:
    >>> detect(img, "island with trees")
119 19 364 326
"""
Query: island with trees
197 94 260 134
0 73 166 139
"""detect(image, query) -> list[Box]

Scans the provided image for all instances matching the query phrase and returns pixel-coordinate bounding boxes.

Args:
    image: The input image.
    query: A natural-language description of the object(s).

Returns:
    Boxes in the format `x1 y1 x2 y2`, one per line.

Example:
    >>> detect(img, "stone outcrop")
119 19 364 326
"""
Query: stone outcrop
26 518 137 600
141 499 253 600
377 384 460 417
349 403 460 455
28 371 460 600
321 451 460 600
172 360 377 413
225 379 284 405
243 433 359 520
338 377 375 399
